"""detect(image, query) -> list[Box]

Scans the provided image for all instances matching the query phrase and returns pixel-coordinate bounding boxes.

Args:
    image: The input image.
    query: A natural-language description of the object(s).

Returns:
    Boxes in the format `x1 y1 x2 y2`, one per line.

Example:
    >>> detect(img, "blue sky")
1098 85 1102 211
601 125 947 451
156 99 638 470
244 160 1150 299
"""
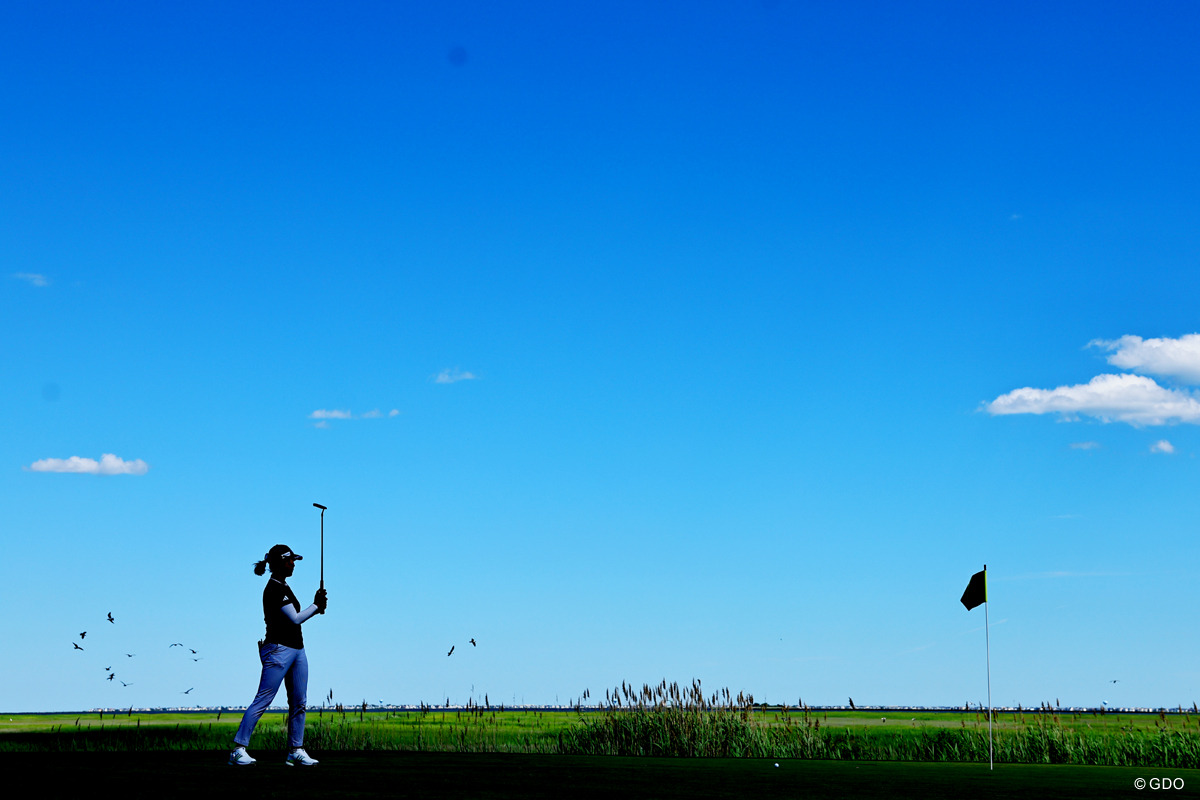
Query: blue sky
4 1 1200 713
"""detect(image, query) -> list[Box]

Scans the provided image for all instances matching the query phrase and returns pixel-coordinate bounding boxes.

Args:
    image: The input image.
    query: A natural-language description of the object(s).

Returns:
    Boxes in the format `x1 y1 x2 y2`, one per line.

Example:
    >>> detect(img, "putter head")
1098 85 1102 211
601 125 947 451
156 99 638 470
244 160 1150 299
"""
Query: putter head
313 503 326 510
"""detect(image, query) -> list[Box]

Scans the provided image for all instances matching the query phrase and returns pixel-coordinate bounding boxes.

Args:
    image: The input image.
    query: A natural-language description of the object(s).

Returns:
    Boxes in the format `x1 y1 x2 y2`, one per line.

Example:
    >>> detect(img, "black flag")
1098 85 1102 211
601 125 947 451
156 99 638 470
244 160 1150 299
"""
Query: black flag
961 568 987 611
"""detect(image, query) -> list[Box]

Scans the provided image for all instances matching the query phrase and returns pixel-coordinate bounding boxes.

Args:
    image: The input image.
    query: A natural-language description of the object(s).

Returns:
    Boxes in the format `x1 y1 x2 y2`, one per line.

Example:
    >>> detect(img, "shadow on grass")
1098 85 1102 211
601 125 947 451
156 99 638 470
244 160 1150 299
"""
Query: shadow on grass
3 751 1194 800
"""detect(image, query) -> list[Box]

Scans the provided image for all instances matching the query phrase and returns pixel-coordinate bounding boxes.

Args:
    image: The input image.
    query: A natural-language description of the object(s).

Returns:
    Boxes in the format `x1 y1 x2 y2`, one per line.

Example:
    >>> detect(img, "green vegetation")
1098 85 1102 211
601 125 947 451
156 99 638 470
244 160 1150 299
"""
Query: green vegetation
3 684 1199 768
560 708 1200 767
0 705 570 754
557 681 1200 768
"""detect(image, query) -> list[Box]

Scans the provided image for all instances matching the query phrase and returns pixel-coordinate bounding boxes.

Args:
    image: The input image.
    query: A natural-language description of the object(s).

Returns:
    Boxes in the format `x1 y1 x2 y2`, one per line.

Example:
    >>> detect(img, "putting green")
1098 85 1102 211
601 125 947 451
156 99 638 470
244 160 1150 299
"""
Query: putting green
6 751 1196 799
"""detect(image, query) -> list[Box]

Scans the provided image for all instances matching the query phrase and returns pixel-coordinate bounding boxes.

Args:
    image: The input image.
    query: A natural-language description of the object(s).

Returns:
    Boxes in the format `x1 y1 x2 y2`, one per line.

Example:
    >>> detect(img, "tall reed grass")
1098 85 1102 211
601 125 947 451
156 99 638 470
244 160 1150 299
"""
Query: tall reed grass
556 680 1200 768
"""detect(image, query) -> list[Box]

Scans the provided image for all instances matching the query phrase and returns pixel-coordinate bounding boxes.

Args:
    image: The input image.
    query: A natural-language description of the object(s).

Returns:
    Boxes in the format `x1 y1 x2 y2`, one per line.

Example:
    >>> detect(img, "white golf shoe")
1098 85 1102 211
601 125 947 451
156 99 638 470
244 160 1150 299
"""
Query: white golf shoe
228 746 256 766
286 748 319 766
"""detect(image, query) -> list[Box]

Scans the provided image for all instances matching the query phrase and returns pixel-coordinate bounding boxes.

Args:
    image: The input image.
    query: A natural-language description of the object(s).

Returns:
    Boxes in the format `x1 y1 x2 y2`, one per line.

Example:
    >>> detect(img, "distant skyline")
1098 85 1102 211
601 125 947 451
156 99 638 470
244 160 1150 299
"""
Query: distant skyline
4 1 1199 713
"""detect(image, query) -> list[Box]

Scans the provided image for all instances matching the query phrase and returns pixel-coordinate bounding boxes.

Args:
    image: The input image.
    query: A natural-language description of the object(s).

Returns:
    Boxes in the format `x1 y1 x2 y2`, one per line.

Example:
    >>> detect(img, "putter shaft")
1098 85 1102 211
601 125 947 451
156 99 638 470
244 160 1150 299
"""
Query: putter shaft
313 503 326 612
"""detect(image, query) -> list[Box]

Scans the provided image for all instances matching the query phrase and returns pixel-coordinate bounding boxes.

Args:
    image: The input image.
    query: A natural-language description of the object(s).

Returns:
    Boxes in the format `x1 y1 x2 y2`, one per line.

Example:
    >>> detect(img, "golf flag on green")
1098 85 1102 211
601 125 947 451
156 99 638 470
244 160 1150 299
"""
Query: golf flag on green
961 564 993 770
961 568 987 611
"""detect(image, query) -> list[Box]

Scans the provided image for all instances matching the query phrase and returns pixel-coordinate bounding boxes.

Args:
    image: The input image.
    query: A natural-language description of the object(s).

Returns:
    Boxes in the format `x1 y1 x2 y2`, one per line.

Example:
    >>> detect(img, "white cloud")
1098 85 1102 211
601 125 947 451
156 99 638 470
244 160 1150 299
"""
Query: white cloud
310 409 352 419
1150 439 1175 454
12 272 50 287
434 368 478 384
985 373 1200 426
1069 441 1101 450
26 453 149 475
309 408 399 423
1090 334 1200 384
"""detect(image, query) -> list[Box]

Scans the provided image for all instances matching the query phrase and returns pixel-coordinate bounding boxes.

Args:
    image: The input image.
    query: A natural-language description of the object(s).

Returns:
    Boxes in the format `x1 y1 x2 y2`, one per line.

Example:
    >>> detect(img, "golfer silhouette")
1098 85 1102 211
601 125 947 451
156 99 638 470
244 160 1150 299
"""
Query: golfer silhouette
229 544 327 767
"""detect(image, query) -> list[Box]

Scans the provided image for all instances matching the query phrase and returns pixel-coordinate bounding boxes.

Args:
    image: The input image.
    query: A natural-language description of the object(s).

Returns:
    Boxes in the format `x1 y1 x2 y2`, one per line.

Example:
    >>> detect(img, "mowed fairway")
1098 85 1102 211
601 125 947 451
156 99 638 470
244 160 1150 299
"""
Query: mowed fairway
7 751 1198 799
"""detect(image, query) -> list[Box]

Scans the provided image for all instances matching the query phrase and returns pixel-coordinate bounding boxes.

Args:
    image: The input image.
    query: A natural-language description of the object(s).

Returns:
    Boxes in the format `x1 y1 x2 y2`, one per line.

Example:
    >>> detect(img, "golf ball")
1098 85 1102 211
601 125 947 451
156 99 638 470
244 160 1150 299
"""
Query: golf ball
774 763 779 767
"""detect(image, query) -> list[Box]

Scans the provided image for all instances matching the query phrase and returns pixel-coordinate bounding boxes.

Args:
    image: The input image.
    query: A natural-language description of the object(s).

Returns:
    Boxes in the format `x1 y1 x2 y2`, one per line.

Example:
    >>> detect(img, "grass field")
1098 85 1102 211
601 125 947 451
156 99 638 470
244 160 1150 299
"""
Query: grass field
6 695 1199 799
4 701 1199 768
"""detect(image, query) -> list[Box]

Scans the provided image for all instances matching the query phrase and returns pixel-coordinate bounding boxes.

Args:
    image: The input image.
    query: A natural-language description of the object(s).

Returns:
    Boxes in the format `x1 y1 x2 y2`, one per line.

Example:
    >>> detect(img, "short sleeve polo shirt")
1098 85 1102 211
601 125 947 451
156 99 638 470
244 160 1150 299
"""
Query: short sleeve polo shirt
263 579 304 649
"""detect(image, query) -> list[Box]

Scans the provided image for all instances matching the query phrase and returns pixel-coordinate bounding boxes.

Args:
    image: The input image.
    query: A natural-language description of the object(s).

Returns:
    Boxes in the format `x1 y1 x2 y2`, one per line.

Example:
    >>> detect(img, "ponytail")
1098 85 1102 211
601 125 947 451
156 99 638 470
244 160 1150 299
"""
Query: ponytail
256 544 298 577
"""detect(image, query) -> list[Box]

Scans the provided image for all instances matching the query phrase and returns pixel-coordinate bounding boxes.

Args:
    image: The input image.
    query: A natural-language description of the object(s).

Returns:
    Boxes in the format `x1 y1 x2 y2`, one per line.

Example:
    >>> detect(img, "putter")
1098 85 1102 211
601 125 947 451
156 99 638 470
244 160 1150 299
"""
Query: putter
313 503 326 613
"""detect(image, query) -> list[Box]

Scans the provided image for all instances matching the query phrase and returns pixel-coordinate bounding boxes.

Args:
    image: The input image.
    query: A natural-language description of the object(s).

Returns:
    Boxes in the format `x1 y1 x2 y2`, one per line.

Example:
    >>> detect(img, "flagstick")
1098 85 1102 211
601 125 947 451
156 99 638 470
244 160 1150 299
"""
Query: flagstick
984 564 993 771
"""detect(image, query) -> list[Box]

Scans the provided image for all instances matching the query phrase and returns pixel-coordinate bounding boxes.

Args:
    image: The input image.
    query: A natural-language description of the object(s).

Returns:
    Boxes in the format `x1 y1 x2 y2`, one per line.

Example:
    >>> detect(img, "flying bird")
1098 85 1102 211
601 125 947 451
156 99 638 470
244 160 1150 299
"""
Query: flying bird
73 642 84 651
190 649 197 654
182 688 194 694
191 658 203 662
104 666 111 671
79 632 87 640
120 681 132 687
1110 679 1120 684
125 653 136 658
107 613 115 623
447 646 455 657
849 697 856 710
470 639 476 647
169 643 183 648
107 674 115 681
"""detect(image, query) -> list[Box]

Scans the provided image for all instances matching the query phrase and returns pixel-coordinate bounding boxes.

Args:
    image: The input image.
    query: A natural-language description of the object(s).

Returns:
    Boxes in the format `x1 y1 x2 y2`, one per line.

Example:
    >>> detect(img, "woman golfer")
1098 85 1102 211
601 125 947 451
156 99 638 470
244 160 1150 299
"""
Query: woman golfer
229 544 327 766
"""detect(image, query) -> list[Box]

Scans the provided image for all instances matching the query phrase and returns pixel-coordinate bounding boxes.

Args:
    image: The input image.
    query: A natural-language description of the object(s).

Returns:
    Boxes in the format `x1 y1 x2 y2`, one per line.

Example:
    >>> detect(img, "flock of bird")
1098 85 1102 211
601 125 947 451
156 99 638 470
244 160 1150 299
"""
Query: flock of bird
73 618 1119 708
71 612 202 696
447 638 477 657
75 613 481 703
75 606 482 705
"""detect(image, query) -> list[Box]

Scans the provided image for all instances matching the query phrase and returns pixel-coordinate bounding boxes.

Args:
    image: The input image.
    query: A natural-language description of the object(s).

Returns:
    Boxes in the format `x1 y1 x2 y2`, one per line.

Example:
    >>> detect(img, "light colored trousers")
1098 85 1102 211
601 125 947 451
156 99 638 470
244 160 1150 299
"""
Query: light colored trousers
234 642 309 748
